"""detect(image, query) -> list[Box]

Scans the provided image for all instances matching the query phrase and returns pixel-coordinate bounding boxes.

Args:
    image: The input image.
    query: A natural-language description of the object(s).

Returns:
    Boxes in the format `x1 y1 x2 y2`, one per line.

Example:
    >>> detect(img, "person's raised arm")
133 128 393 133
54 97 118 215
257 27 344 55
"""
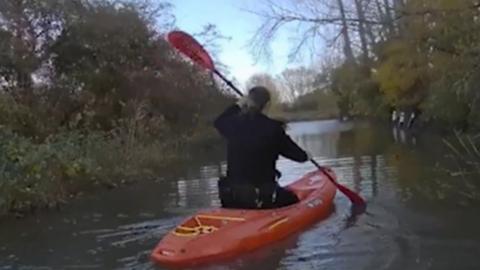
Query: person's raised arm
214 96 255 137
213 104 241 138
278 127 309 162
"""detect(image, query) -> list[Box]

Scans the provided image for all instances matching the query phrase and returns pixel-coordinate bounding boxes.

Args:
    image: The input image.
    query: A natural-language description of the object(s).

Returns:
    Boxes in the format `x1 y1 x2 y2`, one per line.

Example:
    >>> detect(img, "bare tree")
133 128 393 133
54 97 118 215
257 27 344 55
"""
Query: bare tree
245 72 278 92
382 0 396 35
248 0 480 64
393 0 406 34
363 0 380 47
337 0 356 62
278 67 317 101
247 0 387 64
353 0 370 64
245 72 284 106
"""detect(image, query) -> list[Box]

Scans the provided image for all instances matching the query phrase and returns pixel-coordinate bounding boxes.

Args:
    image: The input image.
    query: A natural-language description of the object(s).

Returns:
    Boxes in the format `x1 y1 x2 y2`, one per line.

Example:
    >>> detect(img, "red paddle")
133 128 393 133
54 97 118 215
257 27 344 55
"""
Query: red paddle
167 31 243 96
166 30 367 208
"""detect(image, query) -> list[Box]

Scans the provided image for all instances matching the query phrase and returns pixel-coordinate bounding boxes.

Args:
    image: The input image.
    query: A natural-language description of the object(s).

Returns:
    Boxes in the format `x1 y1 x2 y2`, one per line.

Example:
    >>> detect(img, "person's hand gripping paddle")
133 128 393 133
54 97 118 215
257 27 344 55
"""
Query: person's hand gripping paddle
166 30 366 210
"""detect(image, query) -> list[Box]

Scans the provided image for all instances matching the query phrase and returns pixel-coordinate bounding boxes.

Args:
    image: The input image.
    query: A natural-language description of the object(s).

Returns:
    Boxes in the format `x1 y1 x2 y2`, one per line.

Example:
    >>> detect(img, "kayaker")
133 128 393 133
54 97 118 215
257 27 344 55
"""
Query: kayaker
214 86 309 209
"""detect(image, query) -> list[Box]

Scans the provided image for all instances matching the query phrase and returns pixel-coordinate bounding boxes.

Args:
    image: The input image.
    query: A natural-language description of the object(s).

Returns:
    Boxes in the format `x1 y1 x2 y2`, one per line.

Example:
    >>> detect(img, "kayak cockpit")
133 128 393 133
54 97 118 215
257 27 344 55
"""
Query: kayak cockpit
173 214 246 237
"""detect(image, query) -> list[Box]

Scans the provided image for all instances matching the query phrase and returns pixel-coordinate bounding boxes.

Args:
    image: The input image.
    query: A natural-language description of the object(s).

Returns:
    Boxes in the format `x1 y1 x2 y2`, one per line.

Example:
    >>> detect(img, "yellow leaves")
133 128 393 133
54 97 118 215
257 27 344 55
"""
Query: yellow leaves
64 161 87 178
331 62 364 95
374 41 428 106
407 0 472 13
30 164 41 174
433 0 472 10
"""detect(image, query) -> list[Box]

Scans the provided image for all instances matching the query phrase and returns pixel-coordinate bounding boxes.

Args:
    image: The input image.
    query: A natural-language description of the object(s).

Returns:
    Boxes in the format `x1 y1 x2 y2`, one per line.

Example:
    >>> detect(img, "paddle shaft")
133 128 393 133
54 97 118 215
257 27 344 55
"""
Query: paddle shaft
167 30 363 206
214 69 243 97
311 158 365 206
310 158 338 184
213 69 331 174
212 68 365 206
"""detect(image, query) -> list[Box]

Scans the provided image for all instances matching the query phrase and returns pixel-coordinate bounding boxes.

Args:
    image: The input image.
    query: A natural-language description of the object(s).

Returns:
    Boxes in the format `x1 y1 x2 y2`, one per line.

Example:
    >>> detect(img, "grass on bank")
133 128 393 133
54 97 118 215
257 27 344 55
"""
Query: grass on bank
0 127 215 217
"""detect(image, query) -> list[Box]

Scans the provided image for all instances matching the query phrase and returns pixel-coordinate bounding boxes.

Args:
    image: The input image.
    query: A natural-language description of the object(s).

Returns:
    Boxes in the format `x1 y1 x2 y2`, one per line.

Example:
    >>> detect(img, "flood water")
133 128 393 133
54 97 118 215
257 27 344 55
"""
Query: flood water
1 120 480 270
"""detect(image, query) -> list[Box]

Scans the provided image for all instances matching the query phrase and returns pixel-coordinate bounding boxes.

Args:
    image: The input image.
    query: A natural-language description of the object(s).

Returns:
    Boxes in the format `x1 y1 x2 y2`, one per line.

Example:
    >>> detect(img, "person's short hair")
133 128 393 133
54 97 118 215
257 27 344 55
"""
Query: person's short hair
248 86 271 111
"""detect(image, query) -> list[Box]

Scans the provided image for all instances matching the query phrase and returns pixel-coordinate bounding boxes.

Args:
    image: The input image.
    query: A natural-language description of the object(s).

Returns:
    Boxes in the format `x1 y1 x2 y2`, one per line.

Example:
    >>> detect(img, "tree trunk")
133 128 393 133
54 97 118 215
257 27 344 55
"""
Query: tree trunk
365 15 378 49
383 0 396 36
354 0 370 64
393 0 405 17
393 0 406 34
374 0 388 41
337 0 355 63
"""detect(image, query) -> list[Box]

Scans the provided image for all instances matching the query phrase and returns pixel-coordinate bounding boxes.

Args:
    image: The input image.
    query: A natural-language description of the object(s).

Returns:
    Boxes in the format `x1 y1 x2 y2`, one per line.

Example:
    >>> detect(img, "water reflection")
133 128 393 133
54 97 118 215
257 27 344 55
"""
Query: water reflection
392 126 417 146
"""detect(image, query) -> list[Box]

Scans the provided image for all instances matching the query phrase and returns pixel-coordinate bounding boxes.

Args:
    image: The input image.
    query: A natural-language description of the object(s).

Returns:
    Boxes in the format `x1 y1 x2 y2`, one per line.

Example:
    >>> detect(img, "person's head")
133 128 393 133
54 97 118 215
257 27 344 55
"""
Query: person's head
247 86 271 112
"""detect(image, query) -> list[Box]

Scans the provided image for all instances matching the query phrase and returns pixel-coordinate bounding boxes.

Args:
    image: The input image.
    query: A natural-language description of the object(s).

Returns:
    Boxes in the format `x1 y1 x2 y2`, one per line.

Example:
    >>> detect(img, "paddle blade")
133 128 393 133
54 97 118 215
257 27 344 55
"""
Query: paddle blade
311 159 366 208
167 30 215 71
335 182 366 207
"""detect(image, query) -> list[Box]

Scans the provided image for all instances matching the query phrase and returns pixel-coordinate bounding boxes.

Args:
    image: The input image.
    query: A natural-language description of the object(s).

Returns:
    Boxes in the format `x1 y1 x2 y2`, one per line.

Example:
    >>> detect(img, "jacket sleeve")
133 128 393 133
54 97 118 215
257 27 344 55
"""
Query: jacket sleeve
214 104 241 138
278 127 308 162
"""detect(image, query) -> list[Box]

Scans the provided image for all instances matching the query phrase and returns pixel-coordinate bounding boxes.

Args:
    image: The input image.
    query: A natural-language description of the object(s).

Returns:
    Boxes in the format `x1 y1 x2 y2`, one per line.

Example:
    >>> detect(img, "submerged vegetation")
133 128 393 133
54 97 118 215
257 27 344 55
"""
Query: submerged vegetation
443 133 480 177
0 0 231 216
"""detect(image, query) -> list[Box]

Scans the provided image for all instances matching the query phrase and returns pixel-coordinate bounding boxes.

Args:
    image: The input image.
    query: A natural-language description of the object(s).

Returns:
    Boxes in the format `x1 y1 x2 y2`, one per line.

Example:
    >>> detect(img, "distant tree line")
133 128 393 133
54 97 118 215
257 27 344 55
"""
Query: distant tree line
250 0 480 131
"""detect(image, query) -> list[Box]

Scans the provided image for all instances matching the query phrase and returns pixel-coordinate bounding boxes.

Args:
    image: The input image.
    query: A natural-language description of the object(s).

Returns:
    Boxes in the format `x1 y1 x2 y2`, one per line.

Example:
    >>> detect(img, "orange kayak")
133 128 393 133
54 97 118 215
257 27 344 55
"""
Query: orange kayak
150 169 337 267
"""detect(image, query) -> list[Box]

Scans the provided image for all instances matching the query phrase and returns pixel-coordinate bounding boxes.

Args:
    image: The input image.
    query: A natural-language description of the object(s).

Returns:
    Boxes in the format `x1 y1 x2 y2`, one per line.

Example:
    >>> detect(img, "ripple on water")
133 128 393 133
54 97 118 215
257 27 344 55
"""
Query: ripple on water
2 120 480 270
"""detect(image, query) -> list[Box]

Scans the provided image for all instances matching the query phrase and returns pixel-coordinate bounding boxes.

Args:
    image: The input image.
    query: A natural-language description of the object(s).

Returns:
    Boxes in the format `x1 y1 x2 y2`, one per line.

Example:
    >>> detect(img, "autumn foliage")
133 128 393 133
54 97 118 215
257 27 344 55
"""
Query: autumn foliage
0 0 231 215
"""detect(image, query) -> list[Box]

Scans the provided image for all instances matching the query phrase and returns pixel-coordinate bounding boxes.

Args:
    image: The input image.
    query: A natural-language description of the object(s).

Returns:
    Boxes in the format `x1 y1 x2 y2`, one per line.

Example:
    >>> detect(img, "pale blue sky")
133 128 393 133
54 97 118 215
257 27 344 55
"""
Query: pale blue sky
173 0 301 87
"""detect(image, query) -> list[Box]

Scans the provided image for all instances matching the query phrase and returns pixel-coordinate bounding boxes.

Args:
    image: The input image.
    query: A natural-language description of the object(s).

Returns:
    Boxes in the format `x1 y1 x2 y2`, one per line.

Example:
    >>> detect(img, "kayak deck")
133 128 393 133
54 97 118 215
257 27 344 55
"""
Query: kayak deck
151 169 337 267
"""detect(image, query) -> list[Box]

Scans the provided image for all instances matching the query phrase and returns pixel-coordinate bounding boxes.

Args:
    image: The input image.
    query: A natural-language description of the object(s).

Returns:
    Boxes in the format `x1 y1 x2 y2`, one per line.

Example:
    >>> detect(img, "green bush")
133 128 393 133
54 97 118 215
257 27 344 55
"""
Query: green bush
0 0 232 216
0 129 184 215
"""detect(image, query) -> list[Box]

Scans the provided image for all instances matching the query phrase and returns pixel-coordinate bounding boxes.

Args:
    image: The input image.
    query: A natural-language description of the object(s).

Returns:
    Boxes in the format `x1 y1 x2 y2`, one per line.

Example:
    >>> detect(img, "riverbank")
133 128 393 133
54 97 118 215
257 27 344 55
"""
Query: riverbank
273 110 338 122
3 111 477 219
0 127 222 218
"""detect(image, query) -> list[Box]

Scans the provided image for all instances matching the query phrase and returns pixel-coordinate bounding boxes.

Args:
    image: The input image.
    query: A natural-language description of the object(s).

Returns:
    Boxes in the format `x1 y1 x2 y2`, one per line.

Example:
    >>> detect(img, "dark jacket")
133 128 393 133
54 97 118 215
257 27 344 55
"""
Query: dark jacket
214 104 308 186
